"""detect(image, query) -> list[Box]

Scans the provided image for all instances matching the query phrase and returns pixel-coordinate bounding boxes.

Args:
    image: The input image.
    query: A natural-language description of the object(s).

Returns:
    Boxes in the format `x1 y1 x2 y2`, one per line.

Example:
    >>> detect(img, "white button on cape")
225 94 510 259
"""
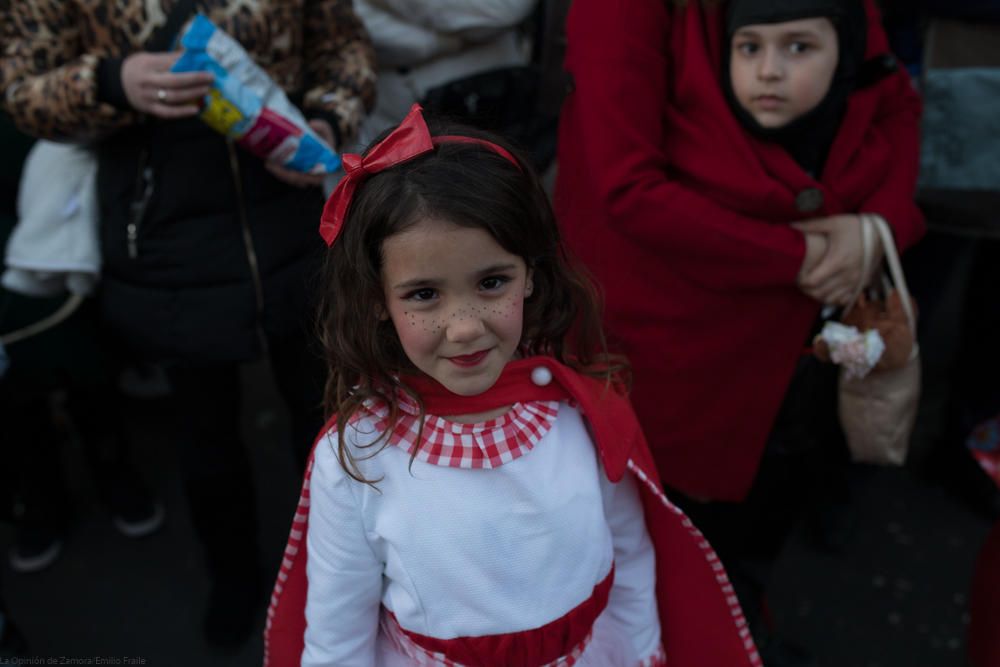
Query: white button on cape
531 366 553 387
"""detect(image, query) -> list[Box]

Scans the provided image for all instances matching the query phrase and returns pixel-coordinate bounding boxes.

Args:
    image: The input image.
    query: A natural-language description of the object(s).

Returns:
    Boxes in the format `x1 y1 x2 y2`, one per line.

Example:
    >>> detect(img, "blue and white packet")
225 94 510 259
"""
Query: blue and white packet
172 15 341 174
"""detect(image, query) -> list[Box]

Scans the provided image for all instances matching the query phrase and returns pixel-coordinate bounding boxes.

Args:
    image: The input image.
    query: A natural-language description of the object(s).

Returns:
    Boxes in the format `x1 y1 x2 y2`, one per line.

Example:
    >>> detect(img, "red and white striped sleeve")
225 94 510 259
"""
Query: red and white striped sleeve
303 433 383 667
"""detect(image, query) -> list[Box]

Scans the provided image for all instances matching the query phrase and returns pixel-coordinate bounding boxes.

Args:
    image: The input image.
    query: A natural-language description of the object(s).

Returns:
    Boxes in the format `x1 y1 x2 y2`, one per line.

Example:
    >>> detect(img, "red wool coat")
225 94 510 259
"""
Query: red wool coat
263 358 761 666
554 0 925 501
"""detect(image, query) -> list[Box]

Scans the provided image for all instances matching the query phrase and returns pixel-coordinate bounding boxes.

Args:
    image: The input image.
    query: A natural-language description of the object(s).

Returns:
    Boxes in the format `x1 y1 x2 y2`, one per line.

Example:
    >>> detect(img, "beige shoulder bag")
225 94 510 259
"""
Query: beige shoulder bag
837 214 921 465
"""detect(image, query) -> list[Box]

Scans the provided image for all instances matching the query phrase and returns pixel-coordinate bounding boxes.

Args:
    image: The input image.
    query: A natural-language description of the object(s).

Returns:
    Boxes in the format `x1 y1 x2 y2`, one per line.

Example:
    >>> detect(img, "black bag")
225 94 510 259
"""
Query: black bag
419 0 573 172
421 66 555 167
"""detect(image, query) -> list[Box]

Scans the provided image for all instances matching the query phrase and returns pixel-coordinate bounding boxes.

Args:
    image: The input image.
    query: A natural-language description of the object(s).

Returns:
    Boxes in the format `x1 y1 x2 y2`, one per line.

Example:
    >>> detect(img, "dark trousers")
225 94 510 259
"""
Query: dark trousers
669 356 847 635
0 295 133 524
1 367 138 529
902 234 1000 440
165 331 324 580
947 238 1000 431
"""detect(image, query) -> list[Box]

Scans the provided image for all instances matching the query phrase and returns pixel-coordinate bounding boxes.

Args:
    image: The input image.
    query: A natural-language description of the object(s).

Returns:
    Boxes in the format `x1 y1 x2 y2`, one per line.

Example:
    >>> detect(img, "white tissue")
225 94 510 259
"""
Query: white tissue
818 321 885 379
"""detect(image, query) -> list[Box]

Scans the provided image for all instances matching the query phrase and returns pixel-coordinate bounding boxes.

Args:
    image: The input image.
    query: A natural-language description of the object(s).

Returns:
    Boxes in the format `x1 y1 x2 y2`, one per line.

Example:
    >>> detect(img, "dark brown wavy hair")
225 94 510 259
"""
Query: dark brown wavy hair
317 117 627 484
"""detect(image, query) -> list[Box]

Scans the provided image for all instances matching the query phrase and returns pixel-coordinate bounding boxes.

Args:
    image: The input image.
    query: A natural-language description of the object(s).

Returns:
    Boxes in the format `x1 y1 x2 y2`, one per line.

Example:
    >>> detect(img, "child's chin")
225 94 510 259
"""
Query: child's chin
439 371 502 397
751 112 794 129
444 379 498 397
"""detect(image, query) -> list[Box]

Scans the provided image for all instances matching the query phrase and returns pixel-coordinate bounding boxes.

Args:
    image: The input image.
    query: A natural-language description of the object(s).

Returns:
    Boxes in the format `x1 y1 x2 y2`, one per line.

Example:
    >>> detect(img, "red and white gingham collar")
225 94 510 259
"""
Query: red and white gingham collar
361 396 560 469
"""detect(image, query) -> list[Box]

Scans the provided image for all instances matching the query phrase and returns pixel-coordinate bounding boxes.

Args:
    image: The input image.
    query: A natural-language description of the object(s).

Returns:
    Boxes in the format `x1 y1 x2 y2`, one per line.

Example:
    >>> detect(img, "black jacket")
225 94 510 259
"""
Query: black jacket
97 118 325 364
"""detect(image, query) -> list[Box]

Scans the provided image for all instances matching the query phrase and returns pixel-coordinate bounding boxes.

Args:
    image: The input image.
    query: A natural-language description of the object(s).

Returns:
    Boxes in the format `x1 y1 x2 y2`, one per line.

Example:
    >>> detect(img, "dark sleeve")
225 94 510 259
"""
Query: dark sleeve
96 57 131 110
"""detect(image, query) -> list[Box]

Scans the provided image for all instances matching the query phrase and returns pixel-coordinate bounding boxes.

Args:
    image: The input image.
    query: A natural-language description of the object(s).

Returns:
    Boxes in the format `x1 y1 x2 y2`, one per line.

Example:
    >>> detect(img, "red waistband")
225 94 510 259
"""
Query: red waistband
385 564 615 666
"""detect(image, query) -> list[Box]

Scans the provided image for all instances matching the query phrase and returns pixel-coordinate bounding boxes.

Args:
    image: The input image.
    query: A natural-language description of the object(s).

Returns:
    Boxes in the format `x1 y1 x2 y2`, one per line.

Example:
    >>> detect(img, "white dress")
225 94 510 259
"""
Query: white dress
301 397 666 667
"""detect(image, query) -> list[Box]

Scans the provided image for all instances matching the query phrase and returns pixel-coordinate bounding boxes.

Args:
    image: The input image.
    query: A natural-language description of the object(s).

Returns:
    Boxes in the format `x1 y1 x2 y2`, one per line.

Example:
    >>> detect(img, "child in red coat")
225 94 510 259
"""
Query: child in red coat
555 0 925 658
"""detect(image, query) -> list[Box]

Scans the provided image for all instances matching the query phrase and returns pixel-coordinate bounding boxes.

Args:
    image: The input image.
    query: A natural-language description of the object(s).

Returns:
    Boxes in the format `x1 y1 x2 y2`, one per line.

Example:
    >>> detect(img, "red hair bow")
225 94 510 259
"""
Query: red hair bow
319 104 520 246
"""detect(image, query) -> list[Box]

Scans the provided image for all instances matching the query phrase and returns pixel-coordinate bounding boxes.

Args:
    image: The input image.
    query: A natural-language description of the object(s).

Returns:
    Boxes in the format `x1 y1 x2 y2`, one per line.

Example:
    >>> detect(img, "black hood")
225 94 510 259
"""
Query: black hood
722 0 868 176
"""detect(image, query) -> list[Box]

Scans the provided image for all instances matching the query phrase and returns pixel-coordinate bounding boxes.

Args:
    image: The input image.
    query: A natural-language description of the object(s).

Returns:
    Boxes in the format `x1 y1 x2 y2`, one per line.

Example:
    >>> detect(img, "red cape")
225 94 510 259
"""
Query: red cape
263 357 760 666
969 520 1000 667
554 0 925 501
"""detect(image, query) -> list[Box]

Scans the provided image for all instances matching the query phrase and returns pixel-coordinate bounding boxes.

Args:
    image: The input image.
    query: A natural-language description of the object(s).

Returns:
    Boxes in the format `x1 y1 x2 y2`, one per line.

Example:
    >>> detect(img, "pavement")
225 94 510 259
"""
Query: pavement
0 361 300 667
0 320 994 666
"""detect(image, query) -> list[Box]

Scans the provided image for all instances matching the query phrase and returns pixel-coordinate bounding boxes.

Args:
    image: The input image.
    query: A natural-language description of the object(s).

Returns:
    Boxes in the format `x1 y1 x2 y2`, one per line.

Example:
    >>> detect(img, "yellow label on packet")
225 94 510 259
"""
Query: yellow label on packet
200 89 245 135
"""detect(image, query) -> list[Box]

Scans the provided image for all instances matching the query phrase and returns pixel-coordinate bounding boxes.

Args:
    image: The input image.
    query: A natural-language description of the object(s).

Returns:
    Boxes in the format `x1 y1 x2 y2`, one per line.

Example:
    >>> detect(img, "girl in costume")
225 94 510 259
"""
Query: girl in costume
263 104 760 667
555 0 924 657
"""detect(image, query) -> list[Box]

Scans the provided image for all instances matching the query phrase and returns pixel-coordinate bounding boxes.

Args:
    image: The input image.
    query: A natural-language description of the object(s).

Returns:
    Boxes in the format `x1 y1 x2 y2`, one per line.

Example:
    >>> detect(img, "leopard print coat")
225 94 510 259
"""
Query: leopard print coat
0 0 376 143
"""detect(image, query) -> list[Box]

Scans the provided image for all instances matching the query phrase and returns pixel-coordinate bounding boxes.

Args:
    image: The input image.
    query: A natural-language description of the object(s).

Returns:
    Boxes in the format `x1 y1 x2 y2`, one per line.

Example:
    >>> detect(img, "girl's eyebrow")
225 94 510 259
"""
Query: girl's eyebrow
477 263 518 276
391 263 519 290
392 277 440 290
733 28 821 40
781 30 821 40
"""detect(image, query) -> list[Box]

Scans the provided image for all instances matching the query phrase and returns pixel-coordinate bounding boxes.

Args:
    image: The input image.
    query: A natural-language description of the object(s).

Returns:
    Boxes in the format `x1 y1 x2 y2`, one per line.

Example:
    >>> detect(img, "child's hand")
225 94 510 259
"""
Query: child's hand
797 232 828 286
793 214 882 306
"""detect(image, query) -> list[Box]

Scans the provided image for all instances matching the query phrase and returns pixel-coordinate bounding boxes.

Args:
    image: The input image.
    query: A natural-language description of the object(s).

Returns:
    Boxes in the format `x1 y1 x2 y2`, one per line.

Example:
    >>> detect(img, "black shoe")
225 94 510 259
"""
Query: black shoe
111 499 165 538
8 511 64 574
203 567 263 651
105 471 165 538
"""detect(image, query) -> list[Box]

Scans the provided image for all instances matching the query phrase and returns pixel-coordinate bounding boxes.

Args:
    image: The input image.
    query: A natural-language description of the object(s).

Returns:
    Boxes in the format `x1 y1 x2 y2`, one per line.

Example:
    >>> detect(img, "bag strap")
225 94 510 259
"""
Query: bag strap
0 293 85 347
857 215 876 306
842 215 875 321
863 213 918 340
147 0 199 52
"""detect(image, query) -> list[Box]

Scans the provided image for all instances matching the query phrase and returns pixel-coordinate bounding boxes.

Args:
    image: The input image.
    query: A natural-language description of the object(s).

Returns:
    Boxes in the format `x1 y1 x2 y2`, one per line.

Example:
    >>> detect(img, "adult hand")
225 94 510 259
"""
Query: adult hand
793 214 882 306
121 52 214 119
265 119 337 188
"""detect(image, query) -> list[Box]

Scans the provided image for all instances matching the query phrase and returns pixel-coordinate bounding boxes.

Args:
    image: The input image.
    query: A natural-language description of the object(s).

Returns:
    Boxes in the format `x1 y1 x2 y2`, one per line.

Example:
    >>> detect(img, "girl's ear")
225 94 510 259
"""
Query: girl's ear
376 303 390 321
525 269 534 298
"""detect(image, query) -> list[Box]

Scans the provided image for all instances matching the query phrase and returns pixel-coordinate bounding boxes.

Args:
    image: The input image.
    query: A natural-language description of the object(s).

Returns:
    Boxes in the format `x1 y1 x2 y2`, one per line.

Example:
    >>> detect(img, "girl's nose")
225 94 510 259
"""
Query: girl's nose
445 309 487 343
758 47 783 79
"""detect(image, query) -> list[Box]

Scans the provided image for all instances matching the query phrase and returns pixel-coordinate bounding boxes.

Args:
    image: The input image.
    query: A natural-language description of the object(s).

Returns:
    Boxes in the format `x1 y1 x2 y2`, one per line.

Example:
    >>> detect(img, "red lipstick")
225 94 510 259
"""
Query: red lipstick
448 350 489 367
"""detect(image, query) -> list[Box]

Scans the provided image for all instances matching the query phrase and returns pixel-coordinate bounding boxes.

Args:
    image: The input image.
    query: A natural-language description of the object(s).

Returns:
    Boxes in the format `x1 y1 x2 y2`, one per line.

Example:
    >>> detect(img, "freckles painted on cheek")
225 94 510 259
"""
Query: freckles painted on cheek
415 312 440 334
402 311 438 333
491 294 523 318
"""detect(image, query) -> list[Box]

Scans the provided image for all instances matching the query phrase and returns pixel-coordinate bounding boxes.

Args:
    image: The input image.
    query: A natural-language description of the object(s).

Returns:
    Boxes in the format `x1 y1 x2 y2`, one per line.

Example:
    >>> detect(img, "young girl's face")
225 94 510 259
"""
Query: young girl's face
381 217 533 396
729 17 839 128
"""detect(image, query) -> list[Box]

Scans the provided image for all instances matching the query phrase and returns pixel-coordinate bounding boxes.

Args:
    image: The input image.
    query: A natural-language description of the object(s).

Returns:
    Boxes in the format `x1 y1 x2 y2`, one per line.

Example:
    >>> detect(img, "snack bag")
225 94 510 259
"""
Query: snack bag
171 14 341 174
